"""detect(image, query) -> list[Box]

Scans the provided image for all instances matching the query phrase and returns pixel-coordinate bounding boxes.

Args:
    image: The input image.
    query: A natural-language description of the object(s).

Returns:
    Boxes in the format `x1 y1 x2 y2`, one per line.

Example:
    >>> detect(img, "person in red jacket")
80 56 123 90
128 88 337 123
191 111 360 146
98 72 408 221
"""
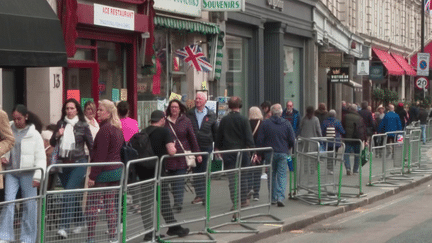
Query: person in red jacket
87 99 124 243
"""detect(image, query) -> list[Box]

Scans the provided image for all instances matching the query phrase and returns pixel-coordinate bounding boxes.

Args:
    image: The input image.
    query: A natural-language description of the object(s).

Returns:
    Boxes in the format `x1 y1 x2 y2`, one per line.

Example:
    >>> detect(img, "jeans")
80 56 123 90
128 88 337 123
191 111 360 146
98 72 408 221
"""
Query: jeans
192 147 212 199
165 168 187 207
58 158 87 230
222 152 250 204
249 157 264 199
265 153 288 202
421 124 427 144
344 142 360 173
0 173 37 243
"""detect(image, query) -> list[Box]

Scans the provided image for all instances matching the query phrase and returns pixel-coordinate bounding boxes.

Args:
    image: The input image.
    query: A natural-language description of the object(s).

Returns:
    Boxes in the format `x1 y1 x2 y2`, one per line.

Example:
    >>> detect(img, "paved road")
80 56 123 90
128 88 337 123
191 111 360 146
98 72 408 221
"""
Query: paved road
256 181 432 243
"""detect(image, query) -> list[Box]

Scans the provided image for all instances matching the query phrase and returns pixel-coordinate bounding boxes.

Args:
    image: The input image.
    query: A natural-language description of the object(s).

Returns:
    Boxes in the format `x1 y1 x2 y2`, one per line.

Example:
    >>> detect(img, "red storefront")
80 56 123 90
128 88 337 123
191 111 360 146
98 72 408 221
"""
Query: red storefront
58 0 153 118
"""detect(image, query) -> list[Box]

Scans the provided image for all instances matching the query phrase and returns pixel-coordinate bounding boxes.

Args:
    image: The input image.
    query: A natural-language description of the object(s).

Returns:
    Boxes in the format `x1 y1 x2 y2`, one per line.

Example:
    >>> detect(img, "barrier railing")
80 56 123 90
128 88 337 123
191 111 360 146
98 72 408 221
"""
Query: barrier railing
123 156 159 242
338 138 366 198
42 162 124 243
0 167 44 243
234 147 283 224
294 137 346 205
157 152 215 242
206 149 258 234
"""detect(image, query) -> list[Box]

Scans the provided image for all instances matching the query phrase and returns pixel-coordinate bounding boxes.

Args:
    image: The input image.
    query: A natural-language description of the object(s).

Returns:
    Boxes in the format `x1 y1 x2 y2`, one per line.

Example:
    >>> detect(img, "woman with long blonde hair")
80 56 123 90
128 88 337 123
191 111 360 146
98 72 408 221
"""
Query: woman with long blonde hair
86 99 124 243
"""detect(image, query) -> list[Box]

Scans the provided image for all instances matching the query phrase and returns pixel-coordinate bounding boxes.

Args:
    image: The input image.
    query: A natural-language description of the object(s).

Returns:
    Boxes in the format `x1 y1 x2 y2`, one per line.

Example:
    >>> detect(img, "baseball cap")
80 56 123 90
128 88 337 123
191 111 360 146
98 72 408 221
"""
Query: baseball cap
398 102 404 107
150 110 165 122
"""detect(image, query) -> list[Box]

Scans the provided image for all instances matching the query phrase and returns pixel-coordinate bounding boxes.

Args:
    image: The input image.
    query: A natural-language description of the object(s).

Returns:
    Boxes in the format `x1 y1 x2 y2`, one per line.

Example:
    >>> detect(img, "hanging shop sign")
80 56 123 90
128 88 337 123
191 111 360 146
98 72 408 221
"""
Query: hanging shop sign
94 4 135 31
369 65 384 82
154 0 201 17
357 60 370 75
329 67 350 83
203 0 244 11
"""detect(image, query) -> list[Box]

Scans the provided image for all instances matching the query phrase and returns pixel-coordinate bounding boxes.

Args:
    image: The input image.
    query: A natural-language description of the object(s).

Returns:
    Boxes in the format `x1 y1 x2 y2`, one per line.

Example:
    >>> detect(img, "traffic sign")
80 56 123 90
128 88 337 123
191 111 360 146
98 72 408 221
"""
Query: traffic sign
415 77 429 90
417 53 430 76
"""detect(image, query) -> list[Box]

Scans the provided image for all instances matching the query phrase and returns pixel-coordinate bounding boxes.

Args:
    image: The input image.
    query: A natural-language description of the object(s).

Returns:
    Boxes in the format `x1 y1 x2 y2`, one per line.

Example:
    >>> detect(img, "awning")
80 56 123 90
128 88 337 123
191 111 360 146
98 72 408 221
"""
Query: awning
372 48 404 76
0 0 67 67
391 53 416 76
410 40 432 68
154 15 220 35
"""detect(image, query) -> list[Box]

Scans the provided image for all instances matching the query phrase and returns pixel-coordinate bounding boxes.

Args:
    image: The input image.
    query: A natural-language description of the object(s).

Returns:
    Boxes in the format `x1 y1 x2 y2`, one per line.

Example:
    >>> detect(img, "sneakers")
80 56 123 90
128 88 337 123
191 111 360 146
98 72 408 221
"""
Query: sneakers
261 173 268 180
253 197 259 201
166 225 190 237
73 225 84 234
277 201 285 207
57 229 68 239
191 196 204 204
346 170 351 176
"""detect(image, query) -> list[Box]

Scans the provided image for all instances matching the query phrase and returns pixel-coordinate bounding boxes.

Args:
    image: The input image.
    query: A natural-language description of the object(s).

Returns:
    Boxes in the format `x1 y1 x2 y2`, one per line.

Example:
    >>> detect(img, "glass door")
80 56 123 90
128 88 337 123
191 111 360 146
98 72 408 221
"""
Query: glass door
65 62 99 109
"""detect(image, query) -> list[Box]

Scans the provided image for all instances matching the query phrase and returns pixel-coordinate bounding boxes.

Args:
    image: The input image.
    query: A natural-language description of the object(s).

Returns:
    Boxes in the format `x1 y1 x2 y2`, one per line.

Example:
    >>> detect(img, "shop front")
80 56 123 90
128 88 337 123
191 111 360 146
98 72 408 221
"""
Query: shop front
60 0 150 121
223 0 314 115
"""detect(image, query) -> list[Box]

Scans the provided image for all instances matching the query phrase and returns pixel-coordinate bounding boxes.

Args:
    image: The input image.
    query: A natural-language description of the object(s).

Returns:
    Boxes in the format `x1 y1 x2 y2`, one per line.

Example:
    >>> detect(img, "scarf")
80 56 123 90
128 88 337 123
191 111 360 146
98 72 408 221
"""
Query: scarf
59 116 79 157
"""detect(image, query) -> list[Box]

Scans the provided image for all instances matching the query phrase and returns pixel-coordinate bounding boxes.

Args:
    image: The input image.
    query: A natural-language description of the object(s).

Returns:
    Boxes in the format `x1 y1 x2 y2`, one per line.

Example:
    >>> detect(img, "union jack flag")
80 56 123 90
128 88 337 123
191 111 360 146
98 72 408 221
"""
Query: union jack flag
426 0 431 14
175 45 212 72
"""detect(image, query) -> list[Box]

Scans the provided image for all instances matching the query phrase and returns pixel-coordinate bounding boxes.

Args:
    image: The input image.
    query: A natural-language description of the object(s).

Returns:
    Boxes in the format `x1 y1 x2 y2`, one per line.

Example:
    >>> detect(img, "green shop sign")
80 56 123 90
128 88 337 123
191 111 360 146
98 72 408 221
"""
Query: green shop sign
202 0 245 11
154 0 201 17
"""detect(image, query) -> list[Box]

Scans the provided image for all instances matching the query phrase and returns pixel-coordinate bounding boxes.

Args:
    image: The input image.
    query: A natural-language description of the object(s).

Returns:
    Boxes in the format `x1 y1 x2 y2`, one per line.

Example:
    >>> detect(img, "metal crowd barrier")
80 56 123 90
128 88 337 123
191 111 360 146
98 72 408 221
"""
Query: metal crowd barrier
405 129 431 173
123 156 159 242
206 149 258 234
0 167 44 243
235 147 283 224
426 119 432 143
157 152 215 242
41 162 124 243
338 138 366 198
294 137 346 206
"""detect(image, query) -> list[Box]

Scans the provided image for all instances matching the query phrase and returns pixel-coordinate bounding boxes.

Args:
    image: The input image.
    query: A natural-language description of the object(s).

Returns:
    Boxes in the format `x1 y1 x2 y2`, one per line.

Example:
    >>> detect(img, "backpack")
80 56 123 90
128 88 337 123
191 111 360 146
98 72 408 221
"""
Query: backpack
129 128 155 159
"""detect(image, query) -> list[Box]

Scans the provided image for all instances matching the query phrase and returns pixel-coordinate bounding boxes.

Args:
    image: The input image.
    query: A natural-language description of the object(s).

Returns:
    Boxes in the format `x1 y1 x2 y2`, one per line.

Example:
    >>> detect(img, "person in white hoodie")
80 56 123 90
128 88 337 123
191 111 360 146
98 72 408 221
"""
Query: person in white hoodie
0 104 46 243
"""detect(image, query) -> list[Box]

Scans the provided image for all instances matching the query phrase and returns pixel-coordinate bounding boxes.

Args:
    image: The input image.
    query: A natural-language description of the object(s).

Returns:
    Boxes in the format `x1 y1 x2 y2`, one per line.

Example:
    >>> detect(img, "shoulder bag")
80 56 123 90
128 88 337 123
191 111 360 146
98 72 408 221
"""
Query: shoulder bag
168 122 196 167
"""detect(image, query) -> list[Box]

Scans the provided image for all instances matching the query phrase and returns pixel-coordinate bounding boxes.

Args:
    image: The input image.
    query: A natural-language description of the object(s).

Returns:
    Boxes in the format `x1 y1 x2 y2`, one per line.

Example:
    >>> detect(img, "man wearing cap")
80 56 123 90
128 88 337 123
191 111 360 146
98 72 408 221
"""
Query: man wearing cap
186 91 218 205
141 110 190 241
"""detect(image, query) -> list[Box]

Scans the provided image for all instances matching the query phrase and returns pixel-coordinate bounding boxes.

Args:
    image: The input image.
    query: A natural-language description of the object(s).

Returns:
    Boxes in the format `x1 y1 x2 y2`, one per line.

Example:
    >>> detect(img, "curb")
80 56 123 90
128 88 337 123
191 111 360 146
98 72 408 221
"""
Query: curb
227 172 432 243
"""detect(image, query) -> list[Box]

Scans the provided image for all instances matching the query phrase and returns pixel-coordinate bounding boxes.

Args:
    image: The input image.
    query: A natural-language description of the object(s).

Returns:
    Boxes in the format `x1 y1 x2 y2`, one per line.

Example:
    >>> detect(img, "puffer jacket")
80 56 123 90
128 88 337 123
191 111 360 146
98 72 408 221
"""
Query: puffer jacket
3 123 46 181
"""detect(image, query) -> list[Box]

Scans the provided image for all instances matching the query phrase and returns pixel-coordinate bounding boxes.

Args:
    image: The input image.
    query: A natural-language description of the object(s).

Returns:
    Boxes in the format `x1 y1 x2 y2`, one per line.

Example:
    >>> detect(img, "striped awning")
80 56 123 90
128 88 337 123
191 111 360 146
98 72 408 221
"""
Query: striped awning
154 16 220 35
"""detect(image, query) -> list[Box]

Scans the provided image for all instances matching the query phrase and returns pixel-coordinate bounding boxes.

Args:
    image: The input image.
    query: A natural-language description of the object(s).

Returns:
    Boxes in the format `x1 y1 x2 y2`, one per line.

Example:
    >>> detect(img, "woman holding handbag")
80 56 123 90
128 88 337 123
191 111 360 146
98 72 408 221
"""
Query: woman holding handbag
165 99 201 213
50 98 93 239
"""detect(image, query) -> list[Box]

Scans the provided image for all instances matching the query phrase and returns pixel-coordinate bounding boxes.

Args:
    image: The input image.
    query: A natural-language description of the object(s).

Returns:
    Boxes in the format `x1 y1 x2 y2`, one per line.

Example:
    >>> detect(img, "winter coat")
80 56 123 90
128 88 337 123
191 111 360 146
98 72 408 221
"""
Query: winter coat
4 123 46 181
342 110 367 141
186 107 218 149
256 116 295 154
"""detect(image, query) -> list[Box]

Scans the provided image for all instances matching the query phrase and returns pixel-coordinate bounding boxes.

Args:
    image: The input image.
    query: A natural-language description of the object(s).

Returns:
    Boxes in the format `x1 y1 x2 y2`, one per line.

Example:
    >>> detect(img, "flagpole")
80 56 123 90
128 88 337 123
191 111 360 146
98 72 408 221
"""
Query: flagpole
422 0 425 52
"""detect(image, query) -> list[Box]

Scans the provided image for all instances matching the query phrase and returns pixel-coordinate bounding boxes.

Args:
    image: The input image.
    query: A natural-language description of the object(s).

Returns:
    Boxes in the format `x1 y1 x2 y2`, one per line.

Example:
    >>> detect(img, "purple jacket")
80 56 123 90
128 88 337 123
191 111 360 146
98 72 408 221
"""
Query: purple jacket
89 120 124 180
165 114 200 171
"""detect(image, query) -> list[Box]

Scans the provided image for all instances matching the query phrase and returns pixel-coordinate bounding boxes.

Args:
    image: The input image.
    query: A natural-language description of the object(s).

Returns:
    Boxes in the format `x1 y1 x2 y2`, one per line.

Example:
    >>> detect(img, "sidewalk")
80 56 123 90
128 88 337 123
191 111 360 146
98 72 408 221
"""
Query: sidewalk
161 142 432 243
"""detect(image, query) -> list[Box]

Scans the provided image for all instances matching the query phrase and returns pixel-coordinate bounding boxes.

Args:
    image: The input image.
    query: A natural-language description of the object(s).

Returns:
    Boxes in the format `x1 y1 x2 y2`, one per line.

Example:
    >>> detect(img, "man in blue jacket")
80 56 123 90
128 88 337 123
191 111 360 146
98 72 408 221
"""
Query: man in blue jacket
378 104 402 158
256 104 296 207
282 101 300 136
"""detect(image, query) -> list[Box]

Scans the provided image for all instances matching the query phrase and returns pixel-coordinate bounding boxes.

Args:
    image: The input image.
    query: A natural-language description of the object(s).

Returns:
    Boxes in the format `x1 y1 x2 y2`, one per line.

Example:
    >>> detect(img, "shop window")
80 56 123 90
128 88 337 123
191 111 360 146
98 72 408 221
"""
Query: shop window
283 46 301 110
98 41 126 101
224 35 248 112
138 30 168 100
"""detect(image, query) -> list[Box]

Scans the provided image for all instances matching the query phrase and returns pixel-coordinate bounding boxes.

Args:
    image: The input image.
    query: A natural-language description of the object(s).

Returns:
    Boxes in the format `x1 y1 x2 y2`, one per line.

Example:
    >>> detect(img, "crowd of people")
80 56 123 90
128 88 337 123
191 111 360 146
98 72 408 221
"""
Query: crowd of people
0 95 429 243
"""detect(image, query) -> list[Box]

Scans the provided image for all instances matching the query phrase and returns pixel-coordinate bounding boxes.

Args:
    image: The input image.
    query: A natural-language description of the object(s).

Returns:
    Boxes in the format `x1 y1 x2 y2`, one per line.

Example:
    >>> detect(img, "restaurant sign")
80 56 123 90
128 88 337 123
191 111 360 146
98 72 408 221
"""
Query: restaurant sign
94 4 135 31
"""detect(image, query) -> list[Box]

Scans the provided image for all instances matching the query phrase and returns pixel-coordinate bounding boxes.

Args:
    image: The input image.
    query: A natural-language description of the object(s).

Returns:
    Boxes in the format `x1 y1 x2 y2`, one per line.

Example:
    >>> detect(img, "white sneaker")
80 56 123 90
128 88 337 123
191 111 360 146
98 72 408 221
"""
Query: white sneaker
261 173 268 180
57 229 68 239
73 226 84 234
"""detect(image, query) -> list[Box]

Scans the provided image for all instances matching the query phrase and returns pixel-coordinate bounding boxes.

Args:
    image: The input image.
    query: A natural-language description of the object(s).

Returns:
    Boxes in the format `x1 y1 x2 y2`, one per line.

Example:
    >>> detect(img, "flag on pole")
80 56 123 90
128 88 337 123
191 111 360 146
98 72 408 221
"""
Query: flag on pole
175 45 212 72
425 0 431 13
